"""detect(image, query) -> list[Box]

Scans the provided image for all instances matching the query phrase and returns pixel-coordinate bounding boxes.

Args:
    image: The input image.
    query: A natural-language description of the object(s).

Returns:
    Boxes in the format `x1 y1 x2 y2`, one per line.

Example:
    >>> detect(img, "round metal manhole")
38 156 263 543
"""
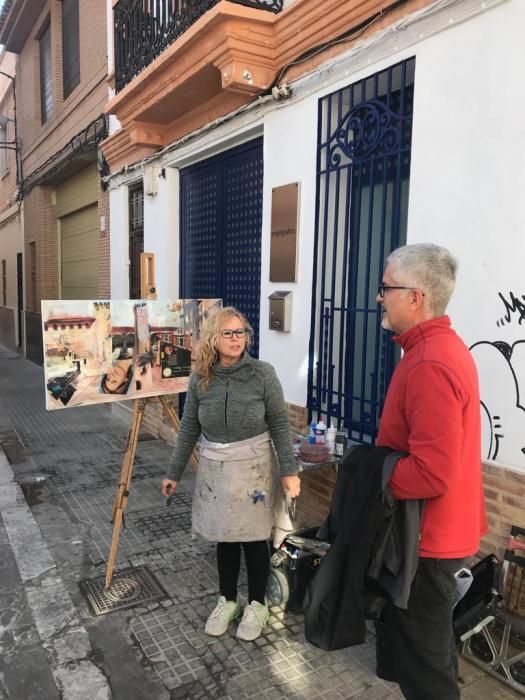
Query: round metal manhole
105 576 142 603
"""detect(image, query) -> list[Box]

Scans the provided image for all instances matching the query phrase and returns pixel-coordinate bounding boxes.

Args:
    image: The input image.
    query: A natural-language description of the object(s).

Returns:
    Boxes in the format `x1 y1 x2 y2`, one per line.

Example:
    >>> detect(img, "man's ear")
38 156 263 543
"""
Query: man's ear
410 289 425 308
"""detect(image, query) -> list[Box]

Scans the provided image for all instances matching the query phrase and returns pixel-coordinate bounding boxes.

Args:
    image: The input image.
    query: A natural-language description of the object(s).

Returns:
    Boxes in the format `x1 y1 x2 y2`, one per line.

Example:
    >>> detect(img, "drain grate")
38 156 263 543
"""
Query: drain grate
80 565 166 616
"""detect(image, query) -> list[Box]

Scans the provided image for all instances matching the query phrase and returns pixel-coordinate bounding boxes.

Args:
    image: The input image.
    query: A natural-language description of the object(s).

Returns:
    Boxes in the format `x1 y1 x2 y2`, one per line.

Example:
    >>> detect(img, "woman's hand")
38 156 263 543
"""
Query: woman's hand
161 478 178 497
281 474 301 499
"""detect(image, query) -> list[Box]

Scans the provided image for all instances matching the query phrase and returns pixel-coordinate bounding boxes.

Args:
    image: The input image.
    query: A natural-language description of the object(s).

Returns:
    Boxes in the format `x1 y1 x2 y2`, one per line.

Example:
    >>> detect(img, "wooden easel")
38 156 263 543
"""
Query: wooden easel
105 395 198 589
104 254 197 589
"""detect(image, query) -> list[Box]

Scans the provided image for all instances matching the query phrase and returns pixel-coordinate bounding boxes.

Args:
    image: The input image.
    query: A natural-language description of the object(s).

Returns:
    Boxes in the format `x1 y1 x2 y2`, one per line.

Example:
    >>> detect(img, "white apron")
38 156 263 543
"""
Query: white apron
192 431 293 543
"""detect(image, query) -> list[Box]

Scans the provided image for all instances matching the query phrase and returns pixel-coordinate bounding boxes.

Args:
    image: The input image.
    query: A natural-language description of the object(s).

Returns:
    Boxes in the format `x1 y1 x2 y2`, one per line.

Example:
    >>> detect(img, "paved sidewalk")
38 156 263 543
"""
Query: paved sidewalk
0 344 521 699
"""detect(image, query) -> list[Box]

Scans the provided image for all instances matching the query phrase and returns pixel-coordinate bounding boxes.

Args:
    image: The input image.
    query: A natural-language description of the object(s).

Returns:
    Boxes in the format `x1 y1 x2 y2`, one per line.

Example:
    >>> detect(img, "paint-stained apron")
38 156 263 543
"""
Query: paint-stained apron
192 431 283 542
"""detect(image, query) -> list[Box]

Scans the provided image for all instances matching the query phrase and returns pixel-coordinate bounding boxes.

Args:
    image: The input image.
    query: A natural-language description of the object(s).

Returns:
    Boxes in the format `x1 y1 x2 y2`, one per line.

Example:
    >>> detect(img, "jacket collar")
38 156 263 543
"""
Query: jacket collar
393 316 451 352
212 352 255 380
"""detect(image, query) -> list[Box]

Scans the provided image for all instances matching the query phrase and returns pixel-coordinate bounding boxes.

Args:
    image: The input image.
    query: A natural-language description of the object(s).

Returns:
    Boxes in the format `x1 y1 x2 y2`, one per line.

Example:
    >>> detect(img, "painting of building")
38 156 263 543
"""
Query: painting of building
42 298 221 410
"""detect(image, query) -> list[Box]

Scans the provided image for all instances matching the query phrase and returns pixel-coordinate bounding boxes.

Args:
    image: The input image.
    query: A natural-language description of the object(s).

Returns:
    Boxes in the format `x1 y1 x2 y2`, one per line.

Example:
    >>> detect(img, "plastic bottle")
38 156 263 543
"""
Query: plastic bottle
335 430 348 457
314 418 326 445
326 423 337 454
308 420 317 444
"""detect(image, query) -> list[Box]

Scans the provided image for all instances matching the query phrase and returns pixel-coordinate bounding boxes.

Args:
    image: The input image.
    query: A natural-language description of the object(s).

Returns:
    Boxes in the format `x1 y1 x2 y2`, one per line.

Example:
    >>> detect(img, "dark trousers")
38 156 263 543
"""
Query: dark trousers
217 540 270 605
376 557 464 700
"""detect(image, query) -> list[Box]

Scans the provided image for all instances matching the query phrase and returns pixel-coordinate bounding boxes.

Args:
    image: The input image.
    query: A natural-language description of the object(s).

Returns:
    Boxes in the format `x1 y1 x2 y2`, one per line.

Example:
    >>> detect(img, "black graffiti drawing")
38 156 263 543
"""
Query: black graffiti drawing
470 340 525 464
496 291 525 327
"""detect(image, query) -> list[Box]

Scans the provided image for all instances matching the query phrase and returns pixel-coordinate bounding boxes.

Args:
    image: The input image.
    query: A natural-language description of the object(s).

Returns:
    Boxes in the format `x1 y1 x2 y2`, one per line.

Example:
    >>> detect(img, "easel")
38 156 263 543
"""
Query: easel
104 254 198 589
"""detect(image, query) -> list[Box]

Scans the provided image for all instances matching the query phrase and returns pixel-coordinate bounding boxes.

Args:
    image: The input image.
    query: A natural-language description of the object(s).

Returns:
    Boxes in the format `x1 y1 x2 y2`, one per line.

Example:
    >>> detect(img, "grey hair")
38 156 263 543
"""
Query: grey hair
386 243 457 316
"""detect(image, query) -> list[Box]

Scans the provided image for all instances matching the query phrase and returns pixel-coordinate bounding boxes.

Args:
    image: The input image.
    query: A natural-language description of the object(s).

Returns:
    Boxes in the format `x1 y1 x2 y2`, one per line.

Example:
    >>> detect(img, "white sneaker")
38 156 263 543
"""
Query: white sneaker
236 600 269 641
205 596 241 636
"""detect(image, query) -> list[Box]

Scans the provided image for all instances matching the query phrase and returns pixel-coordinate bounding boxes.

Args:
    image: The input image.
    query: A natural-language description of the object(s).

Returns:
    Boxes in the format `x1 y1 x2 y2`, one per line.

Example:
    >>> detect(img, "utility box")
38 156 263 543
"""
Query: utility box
269 291 292 332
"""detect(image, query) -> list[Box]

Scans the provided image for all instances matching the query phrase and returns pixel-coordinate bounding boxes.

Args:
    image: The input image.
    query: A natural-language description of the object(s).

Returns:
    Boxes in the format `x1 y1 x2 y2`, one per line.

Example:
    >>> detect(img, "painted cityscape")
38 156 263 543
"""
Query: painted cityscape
41 299 221 411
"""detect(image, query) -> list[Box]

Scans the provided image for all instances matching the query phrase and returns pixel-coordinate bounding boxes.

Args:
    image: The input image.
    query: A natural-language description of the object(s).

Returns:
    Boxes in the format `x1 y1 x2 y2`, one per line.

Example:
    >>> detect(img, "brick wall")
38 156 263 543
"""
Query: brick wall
24 186 58 310
480 462 525 557
17 0 108 178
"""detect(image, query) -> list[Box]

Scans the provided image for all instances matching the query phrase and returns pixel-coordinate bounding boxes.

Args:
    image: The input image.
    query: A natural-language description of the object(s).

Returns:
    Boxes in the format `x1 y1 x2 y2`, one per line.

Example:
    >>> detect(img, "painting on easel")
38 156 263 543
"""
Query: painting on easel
41 298 221 410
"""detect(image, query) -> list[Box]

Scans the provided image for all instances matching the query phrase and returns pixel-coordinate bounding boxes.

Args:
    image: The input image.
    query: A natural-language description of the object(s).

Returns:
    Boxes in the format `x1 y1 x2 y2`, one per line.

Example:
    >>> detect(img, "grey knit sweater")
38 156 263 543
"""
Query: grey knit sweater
167 353 297 481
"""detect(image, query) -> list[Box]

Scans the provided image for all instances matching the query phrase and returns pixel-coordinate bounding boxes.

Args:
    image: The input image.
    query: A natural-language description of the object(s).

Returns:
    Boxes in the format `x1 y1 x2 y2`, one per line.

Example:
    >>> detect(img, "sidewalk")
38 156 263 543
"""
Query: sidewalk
0 344 520 699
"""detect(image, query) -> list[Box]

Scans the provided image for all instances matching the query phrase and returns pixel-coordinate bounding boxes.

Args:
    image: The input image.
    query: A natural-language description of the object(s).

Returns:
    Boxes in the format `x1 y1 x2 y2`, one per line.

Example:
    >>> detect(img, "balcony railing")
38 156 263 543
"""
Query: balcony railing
114 0 283 93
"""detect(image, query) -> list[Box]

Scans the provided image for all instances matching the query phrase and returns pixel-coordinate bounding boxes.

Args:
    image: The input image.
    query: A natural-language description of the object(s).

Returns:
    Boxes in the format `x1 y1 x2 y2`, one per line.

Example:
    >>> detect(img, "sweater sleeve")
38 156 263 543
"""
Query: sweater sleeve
389 361 464 500
167 373 202 481
262 364 298 476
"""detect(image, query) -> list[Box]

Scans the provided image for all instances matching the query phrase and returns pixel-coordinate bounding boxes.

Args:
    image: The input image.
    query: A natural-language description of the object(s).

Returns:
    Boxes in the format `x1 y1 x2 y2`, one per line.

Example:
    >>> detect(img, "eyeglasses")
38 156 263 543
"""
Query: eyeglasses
220 328 248 339
377 284 425 298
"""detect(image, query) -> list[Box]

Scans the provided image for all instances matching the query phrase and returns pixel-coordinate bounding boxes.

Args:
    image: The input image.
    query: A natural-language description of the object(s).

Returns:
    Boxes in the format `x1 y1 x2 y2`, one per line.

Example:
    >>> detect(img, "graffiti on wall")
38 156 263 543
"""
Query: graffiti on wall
470 291 525 467
496 291 525 327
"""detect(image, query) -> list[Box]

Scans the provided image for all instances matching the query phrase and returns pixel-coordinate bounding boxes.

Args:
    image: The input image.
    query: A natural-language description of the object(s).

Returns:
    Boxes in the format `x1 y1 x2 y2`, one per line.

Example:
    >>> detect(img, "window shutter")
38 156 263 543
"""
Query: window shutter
62 0 80 99
40 23 53 124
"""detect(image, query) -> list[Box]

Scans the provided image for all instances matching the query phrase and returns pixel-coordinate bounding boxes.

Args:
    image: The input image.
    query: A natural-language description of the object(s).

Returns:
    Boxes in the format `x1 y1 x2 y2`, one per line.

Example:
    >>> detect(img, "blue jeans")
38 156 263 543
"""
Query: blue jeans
376 557 464 699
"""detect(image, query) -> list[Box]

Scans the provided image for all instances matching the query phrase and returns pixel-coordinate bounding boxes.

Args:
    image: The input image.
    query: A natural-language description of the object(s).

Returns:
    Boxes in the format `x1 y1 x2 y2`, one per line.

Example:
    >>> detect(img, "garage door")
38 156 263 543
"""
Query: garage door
60 205 98 299
56 164 98 300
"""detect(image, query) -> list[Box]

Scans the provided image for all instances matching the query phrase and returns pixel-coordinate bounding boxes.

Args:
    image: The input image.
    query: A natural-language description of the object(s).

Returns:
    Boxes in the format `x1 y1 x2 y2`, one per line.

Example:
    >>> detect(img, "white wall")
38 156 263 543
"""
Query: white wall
109 184 130 298
106 0 524 469
143 167 179 298
259 99 318 406
406 0 525 471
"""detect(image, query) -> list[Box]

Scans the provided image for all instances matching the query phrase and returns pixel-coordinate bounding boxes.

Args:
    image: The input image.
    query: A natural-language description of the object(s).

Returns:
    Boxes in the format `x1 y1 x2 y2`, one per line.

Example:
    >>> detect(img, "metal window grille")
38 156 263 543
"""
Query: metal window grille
308 57 416 443
129 184 144 299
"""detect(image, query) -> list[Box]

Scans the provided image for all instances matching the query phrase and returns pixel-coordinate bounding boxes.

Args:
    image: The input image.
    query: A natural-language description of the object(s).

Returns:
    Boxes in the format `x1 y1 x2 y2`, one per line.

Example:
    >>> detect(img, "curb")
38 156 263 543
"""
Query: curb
0 448 112 700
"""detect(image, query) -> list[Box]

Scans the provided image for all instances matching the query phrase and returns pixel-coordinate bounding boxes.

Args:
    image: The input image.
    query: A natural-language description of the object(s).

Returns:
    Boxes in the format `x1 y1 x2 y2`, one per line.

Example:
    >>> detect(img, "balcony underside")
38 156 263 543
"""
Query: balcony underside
102 0 423 171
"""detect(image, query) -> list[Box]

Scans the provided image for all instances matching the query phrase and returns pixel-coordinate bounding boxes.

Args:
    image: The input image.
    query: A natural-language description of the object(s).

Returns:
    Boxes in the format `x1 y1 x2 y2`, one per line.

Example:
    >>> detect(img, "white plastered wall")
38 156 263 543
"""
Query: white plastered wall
106 0 524 469
406 0 525 471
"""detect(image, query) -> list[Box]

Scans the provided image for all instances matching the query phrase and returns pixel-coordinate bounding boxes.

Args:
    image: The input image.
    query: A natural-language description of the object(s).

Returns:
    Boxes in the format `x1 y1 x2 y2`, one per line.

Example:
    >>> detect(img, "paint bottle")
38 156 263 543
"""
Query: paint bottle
335 430 348 457
326 423 337 455
315 418 326 445
308 420 317 444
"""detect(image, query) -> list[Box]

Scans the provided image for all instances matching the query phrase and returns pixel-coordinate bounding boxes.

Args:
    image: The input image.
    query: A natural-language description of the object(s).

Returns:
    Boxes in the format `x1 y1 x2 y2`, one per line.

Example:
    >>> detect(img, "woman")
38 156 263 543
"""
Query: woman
100 358 133 394
161 307 300 642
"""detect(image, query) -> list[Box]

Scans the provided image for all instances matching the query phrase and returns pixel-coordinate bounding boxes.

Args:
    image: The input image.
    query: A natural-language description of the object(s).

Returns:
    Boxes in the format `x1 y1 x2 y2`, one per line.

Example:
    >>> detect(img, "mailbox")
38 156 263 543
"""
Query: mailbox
269 291 292 332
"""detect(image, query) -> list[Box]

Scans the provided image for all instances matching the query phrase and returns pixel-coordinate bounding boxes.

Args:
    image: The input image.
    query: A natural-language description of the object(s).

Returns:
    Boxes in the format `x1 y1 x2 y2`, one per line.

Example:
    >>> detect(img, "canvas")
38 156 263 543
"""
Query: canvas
42 299 222 410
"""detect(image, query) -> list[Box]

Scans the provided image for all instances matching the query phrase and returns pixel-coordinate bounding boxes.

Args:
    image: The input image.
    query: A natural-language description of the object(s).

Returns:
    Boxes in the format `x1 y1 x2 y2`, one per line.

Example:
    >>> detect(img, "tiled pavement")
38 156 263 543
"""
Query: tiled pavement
0 345 522 699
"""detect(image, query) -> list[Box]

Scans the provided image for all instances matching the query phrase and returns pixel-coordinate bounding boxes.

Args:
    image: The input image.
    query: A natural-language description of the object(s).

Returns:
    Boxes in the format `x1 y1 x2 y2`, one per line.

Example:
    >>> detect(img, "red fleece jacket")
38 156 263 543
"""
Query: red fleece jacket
377 316 487 558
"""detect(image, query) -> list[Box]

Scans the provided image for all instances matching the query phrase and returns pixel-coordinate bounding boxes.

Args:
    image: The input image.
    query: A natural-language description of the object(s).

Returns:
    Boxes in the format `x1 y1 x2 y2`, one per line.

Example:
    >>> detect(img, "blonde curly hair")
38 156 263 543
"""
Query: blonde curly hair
194 306 253 390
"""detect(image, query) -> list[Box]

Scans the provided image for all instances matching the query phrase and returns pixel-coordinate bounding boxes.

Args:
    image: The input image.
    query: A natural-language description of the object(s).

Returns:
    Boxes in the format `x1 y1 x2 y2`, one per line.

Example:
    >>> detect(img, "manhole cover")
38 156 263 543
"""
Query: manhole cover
80 565 166 616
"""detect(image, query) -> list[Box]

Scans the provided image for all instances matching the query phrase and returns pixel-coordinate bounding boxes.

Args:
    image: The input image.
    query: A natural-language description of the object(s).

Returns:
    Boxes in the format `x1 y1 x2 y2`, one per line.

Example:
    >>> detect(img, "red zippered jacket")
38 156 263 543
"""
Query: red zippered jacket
377 316 487 558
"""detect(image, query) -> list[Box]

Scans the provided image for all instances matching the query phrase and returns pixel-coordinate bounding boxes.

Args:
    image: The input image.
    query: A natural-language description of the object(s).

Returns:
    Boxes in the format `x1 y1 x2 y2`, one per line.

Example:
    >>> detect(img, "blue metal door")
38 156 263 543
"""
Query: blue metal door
180 138 263 355
308 58 415 442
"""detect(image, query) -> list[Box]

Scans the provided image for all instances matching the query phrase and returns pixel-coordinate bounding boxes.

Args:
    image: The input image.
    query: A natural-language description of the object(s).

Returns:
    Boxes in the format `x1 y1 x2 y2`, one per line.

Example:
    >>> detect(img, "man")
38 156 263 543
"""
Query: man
375 243 487 699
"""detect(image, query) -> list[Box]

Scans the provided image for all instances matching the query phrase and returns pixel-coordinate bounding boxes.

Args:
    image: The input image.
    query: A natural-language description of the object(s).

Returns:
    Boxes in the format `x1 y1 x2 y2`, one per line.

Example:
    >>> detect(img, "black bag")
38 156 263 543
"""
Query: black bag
453 554 501 642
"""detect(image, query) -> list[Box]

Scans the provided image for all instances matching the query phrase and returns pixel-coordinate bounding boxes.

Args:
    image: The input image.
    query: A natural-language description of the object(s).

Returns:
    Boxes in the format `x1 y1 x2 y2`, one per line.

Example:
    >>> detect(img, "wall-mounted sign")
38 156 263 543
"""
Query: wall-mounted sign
270 182 300 283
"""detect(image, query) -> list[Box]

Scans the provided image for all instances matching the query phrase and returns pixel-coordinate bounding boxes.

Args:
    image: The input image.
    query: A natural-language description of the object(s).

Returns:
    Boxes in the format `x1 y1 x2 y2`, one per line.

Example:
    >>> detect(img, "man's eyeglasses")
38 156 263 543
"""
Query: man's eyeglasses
377 284 425 298
220 328 248 339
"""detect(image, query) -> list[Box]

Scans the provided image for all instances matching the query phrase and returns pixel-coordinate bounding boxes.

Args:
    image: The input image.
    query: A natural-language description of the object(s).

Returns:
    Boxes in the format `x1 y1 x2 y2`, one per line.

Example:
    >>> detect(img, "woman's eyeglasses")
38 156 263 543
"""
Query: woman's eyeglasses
220 328 248 339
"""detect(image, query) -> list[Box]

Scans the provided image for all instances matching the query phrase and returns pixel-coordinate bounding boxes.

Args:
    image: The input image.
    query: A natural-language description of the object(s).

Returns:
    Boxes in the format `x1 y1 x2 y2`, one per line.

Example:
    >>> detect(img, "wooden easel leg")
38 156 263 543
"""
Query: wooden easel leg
158 395 199 469
105 398 146 589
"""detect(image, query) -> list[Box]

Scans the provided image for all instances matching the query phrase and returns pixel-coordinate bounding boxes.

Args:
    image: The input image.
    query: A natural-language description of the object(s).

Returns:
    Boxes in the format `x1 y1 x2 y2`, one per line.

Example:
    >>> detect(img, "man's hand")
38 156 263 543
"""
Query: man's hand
161 478 178 497
281 474 301 499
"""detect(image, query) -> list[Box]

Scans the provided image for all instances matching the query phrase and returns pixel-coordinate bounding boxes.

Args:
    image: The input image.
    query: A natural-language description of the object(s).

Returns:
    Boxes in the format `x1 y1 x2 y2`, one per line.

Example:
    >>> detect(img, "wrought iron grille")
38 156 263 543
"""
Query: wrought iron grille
114 0 283 93
308 57 415 443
